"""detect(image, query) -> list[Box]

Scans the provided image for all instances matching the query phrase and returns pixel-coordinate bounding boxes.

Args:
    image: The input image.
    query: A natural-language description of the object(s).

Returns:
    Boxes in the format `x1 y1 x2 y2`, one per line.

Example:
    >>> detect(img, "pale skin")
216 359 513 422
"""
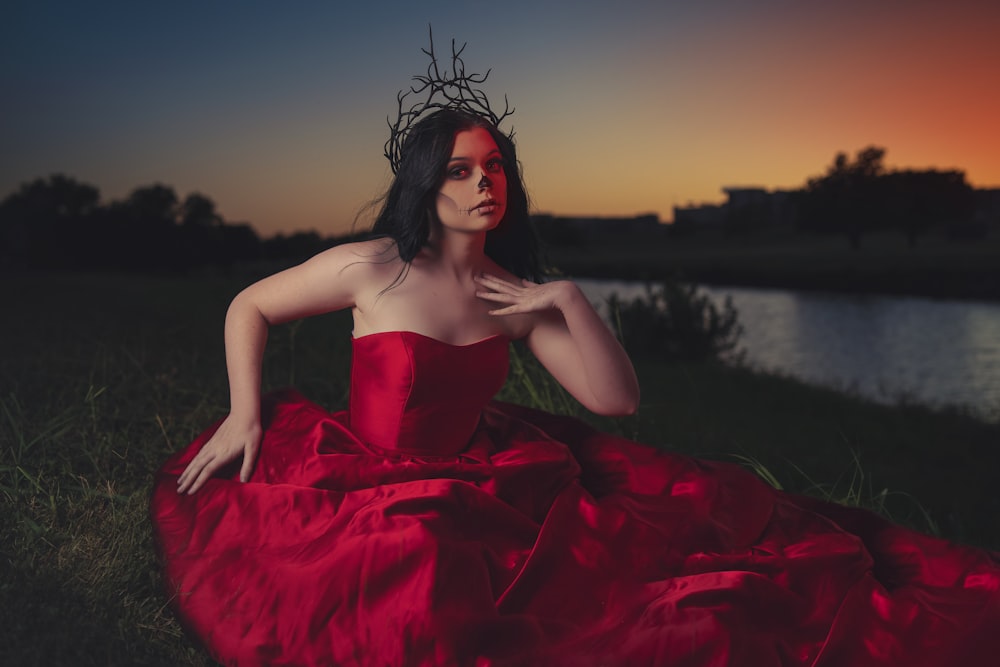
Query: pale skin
177 127 640 494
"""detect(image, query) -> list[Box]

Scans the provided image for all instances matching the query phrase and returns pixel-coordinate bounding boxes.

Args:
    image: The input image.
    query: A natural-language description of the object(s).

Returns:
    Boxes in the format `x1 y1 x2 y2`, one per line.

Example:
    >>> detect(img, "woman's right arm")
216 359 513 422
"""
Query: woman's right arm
175 292 269 494
175 240 388 494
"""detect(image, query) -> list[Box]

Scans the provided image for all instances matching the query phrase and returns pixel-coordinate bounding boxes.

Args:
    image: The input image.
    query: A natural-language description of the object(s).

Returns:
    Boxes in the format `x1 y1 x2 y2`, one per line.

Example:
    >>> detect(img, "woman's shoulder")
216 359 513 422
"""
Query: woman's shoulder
307 237 402 276
326 236 398 261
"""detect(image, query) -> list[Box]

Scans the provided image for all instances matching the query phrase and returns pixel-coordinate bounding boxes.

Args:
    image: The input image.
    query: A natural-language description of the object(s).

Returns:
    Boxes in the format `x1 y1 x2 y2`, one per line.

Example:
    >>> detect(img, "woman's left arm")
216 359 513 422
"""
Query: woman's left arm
475 274 639 416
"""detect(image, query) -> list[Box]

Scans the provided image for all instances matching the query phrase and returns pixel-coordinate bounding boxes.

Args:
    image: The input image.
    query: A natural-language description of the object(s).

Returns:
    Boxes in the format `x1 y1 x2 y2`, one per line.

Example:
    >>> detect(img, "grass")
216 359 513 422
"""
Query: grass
617 358 1000 546
1 270 998 665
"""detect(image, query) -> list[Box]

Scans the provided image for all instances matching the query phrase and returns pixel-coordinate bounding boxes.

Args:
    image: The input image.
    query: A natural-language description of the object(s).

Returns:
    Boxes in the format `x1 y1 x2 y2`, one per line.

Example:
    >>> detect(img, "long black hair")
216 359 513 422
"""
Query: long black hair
371 109 542 281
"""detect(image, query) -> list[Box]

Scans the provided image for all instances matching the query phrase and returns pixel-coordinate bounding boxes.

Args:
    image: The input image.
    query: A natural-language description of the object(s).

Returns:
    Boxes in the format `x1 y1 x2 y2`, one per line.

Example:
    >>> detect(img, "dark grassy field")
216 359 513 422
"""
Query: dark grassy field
2 270 998 665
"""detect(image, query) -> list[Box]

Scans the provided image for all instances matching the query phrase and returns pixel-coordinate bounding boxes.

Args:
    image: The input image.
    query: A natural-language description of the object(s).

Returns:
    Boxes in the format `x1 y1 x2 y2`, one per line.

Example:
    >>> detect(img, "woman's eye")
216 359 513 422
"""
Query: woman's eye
486 159 503 172
448 167 468 179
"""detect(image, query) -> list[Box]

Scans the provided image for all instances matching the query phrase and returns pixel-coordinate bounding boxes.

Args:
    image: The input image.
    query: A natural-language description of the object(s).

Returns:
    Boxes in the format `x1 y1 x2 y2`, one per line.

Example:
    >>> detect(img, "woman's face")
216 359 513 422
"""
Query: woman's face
435 127 507 234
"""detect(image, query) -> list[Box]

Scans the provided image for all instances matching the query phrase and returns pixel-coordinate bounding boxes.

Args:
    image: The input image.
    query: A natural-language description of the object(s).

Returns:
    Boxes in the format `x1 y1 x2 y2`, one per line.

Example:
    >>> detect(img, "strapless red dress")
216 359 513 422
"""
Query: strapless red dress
151 332 1000 666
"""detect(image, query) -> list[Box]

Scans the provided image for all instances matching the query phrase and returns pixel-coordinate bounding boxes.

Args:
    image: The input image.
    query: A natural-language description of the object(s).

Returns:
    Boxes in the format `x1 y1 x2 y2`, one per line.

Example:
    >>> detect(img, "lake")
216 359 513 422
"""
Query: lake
576 279 1000 423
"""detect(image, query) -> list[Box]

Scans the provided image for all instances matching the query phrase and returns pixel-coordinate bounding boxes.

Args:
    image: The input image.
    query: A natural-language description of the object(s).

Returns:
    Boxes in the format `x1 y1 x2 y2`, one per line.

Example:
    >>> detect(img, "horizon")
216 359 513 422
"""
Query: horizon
3 1 999 237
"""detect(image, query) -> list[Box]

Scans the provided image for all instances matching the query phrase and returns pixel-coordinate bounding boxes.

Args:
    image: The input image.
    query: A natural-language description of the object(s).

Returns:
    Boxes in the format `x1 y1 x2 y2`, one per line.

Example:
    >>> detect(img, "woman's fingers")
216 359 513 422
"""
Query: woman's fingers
475 275 518 305
486 304 522 316
239 444 258 483
178 451 214 494
476 273 535 293
179 447 233 494
178 459 204 494
185 459 221 495
177 450 206 491
475 290 517 304
175 415 262 494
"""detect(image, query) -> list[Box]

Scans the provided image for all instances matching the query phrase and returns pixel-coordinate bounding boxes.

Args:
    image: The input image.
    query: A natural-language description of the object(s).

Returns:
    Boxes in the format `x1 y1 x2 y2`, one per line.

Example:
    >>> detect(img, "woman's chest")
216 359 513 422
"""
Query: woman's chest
355 280 526 343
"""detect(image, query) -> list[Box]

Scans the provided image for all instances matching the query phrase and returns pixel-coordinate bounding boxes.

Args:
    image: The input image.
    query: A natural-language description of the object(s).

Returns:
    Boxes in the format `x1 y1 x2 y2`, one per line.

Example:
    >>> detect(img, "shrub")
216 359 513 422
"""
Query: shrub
607 280 744 362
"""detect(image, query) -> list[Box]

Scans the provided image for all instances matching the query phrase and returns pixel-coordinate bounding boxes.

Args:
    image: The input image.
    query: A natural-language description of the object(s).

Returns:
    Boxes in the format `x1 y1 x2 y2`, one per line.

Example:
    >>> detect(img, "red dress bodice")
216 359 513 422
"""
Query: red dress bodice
348 331 508 455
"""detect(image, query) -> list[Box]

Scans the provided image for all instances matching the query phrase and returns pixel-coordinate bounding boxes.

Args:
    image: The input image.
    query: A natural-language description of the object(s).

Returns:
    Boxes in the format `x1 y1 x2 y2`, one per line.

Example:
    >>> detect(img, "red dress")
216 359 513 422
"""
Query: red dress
150 331 1000 666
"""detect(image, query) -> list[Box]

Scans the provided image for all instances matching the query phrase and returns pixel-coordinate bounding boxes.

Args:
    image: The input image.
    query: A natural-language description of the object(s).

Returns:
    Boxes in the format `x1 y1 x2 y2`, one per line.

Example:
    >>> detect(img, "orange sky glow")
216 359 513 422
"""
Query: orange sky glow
3 2 998 237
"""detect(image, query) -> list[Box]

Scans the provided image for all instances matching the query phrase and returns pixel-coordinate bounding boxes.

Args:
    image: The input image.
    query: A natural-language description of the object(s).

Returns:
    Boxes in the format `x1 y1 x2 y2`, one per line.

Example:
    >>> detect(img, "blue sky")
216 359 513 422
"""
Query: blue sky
4 1 998 236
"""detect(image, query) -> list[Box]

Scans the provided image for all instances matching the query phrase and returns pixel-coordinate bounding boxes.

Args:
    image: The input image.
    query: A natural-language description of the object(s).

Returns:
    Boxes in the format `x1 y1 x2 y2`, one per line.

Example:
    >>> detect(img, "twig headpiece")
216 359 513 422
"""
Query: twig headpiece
384 27 514 174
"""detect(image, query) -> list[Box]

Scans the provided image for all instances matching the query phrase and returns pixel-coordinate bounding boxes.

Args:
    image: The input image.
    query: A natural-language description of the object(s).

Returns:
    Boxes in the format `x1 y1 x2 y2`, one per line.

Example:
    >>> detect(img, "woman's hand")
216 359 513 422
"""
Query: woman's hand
474 273 578 315
476 272 640 416
177 414 263 495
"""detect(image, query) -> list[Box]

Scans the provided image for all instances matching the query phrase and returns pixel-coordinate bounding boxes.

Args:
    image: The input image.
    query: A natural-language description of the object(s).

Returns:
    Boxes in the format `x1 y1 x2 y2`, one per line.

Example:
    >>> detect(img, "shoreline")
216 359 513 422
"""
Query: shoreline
557 261 1000 302
545 234 1000 302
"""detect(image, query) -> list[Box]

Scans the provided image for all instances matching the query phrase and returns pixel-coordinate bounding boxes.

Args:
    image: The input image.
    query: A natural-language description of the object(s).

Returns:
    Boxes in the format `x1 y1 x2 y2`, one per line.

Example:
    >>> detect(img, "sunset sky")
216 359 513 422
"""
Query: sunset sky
3 0 999 237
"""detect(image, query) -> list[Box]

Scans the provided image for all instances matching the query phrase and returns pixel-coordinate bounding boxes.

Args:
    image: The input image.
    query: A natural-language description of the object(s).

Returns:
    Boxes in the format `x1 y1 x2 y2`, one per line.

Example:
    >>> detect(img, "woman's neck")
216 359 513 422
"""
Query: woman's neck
425 228 489 280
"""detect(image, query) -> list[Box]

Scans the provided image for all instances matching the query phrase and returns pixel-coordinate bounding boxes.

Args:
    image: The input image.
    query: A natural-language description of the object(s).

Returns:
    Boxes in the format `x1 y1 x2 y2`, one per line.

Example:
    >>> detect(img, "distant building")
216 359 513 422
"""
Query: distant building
532 213 665 244
975 188 1000 226
673 187 798 231
722 187 770 209
672 203 726 228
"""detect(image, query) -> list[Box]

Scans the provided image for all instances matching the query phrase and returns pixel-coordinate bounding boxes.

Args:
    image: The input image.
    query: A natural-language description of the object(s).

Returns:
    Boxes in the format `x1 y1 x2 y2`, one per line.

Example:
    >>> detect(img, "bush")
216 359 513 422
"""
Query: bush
607 281 744 362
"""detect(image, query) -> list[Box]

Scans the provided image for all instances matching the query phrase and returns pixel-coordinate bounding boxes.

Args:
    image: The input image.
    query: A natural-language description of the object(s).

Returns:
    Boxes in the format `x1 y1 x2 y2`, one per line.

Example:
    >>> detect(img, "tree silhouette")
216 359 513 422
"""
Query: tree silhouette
99 184 180 269
125 184 179 228
176 192 224 267
801 148 978 248
180 193 223 229
882 169 975 246
0 175 277 271
802 146 887 249
0 174 100 268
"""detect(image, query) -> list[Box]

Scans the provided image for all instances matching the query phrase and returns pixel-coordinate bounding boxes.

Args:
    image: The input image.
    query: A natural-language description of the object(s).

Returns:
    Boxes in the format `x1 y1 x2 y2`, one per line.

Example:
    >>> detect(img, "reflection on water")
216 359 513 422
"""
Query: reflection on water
576 278 1000 422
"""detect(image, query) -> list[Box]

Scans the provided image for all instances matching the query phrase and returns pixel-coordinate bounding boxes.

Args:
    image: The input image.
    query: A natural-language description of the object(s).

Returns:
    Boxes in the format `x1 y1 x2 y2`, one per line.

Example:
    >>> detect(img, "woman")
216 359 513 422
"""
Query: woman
152 68 1000 667
173 110 638 498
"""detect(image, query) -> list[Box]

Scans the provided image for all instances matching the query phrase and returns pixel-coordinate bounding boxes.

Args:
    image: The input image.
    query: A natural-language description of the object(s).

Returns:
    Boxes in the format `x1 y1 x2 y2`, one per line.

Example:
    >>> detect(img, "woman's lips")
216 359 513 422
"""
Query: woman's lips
473 200 499 214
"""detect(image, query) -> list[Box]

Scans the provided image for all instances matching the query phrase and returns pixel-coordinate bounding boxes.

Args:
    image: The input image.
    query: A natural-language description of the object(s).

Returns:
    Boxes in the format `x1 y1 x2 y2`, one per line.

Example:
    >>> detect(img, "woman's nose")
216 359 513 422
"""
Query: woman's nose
477 172 491 189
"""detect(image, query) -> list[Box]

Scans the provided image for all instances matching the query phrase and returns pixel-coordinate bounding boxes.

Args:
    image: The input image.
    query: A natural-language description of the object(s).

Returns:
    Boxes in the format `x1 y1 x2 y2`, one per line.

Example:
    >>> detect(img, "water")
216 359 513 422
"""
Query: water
576 278 1000 423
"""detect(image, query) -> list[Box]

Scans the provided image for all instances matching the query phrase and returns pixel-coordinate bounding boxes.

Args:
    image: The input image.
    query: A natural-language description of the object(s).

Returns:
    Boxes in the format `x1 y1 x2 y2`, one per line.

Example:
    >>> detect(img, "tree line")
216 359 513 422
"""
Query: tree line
3 148 996 272
667 145 995 250
0 175 344 271
798 146 983 249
